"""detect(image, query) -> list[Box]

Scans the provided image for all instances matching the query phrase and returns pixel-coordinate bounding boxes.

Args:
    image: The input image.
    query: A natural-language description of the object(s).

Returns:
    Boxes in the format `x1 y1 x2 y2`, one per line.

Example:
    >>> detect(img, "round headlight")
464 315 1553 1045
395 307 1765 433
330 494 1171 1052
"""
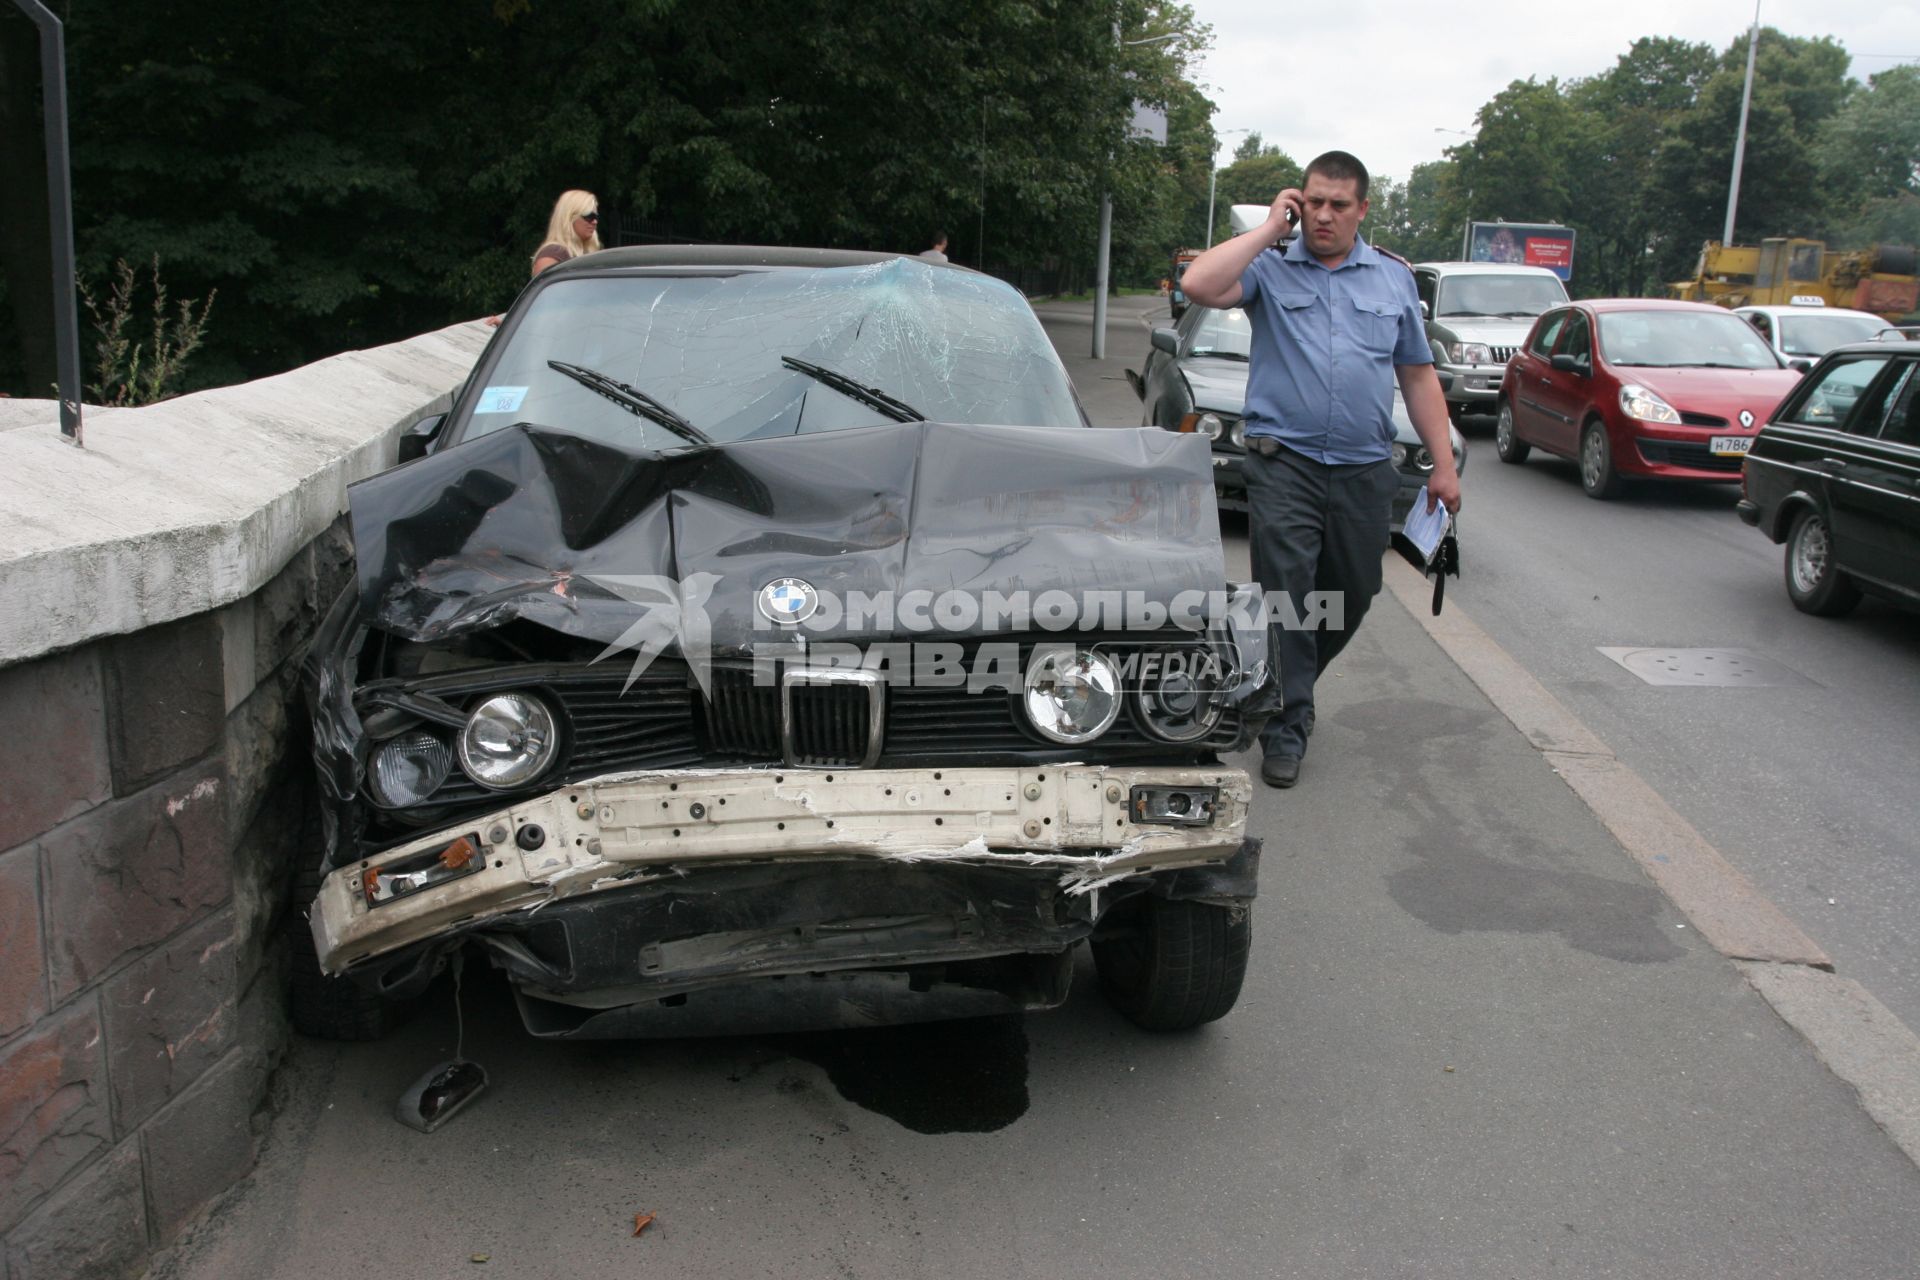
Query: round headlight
1131 651 1226 743
1230 420 1247 449
457 693 558 790
1391 442 1409 467
367 731 453 808
1414 446 1435 471
1023 649 1121 745
1196 413 1224 441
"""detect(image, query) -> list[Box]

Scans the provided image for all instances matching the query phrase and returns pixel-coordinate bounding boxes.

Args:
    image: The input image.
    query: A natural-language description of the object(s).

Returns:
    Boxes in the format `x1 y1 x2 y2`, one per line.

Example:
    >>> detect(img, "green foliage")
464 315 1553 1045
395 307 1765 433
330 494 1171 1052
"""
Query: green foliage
78 256 215 406
1819 65 1920 220
1368 161 1461 263
1206 133 1300 245
1 0 1215 391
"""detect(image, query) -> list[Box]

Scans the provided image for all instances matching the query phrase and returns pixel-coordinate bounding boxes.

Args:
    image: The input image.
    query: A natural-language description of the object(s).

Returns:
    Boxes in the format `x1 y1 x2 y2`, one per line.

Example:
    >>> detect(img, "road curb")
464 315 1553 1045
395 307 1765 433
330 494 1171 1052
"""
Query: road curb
1382 554 1827 966
1738 962 1920 1168
1381 555 1920 1168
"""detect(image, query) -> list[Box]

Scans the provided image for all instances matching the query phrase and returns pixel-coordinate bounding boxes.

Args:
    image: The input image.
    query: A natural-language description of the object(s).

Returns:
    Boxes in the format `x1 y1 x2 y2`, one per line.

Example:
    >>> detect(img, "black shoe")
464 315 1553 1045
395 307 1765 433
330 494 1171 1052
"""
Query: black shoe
1261 755 1301 788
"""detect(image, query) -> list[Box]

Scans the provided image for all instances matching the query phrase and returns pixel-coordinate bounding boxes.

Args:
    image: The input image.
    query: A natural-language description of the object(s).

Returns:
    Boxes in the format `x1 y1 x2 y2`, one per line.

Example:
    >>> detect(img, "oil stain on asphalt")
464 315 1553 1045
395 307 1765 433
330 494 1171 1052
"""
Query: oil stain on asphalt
772 1015 1030 1134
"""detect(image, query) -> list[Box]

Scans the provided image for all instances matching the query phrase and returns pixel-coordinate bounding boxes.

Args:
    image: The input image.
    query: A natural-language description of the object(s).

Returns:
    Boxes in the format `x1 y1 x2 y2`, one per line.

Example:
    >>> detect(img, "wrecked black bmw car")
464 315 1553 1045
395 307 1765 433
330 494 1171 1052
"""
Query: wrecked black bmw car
298 247 1277 1042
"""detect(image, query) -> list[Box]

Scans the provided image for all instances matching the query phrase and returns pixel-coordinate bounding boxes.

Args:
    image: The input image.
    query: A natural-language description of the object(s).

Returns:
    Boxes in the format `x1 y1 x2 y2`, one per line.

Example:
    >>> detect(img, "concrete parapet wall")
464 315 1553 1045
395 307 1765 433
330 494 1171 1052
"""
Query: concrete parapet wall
0 322 487 1279
0 321 489 669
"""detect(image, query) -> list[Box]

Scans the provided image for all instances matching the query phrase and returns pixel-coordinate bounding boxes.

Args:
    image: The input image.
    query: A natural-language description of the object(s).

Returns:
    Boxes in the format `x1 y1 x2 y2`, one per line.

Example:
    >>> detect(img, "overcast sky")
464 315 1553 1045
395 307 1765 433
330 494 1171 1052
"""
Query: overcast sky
1182 0 1920 185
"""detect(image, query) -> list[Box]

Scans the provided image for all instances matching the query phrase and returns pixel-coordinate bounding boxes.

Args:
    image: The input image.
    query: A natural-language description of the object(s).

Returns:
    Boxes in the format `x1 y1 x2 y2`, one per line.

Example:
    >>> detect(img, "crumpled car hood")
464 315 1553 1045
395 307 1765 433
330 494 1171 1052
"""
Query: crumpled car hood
1178 358 1251 414
349 421 1225 652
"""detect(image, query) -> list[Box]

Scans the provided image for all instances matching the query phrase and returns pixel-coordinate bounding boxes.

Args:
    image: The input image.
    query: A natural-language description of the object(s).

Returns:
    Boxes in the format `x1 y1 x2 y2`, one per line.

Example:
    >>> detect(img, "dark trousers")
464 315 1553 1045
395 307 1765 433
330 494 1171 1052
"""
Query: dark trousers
1243 442 1399 759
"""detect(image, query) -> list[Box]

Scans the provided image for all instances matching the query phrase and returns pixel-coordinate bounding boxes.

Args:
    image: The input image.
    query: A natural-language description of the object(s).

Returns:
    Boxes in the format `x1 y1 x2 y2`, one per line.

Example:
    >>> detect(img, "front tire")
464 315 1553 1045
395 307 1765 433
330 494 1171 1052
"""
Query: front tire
1580 421 1620 499
1093 897 1251 1031
1784 508 1861 616
1495 401 1530 464
287 866 409 1041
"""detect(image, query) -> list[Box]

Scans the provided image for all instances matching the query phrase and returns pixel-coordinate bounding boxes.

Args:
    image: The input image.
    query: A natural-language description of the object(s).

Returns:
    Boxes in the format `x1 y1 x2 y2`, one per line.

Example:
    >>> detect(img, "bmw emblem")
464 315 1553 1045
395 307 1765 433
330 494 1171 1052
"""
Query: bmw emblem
757 577 818 625
1739 410 1754 428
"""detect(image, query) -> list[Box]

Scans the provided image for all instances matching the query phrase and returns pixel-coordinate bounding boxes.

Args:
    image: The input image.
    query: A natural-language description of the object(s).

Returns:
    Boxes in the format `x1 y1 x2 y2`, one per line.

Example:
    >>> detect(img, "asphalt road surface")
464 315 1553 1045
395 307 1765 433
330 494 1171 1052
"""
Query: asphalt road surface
149 294 1920 1280
1444 416 1920 1033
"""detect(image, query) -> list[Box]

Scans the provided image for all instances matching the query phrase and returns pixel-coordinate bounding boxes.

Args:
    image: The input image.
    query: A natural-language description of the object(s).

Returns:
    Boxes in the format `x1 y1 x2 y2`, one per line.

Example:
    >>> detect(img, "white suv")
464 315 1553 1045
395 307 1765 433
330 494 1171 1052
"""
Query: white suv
1413 263 1569 420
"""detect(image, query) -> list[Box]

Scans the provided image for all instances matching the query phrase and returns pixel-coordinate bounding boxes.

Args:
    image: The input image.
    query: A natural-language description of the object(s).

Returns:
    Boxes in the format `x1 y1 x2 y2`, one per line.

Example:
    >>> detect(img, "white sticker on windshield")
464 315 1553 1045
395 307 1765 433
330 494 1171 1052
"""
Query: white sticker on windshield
475 385 528 414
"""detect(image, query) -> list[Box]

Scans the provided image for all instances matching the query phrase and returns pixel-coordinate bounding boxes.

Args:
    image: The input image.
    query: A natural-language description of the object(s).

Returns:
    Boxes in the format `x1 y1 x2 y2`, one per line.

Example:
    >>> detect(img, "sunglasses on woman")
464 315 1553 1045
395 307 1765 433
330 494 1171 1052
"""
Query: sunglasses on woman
580 211 599 223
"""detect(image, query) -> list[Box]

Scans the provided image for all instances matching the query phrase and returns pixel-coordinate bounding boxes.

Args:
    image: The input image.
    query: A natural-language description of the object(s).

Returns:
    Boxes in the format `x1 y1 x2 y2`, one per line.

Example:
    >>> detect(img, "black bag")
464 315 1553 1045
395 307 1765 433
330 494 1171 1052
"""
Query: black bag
1392 518 1460 616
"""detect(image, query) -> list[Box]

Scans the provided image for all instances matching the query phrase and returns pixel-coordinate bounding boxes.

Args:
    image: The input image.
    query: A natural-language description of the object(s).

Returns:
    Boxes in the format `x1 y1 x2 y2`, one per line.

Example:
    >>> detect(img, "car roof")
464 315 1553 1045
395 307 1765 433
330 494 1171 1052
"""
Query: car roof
1574 298 1749 315
1412 261 1565 277
1824 338 1920 355
545 244 960 274
1732 304 1886 322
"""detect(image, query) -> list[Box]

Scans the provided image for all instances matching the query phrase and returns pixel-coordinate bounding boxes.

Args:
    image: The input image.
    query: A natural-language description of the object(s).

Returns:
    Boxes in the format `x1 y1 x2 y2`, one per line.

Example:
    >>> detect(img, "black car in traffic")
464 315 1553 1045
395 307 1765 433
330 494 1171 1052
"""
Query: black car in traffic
1738 338 1920 615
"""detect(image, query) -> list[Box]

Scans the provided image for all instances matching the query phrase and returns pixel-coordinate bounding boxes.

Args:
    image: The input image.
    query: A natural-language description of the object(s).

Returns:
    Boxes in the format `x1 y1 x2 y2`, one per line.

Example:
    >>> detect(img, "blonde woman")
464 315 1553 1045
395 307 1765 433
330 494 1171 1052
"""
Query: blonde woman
531 189 602 276
485 190 603 326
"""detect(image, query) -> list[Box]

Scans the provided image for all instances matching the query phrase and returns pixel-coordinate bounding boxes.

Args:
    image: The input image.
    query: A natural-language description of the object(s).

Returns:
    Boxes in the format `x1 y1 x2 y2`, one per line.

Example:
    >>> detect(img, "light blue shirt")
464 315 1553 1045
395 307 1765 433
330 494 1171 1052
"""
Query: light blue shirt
1236 235 1432 465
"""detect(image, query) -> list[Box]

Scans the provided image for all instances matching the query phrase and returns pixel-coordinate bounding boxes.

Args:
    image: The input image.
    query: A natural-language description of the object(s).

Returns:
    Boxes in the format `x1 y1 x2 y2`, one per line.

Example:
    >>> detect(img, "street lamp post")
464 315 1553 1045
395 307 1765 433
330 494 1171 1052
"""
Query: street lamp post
1724 2 1762 245
1204 128 1252 248
1093 29 1182 359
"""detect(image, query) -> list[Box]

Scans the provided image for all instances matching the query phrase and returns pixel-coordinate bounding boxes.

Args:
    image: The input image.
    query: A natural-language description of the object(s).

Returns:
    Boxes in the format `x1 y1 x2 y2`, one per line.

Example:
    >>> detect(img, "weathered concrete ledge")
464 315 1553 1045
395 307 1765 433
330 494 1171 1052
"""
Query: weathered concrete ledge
0 321 490 668
0 324 487 1280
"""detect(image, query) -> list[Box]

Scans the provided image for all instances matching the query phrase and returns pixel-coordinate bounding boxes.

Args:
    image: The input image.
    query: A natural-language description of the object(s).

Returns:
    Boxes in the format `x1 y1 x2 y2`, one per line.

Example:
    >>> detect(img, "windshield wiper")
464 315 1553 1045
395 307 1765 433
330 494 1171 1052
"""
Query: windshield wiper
780 356 926 422
1496 310 1543 318
1190 348 1250 361
546 360 711 445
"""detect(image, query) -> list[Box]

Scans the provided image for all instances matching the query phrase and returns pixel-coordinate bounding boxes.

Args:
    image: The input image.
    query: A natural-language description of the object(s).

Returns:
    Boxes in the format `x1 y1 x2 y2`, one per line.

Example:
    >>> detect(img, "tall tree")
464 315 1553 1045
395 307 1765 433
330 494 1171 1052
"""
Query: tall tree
1208 132 1299 244
1651 28 1852 280
1819 64 1920 246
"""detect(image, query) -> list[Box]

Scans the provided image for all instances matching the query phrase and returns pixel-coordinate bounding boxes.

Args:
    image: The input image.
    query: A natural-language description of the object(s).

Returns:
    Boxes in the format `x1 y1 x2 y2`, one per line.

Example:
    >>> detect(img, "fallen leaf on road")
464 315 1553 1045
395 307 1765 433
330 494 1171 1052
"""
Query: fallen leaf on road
470 1255 490 1264
633 1212 656 1238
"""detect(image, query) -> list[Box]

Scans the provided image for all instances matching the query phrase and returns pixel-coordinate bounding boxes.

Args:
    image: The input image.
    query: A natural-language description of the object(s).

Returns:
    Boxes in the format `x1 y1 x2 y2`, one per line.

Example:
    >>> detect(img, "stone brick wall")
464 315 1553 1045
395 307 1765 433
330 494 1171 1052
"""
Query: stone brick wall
0 321 484 1280
0 523 354 1280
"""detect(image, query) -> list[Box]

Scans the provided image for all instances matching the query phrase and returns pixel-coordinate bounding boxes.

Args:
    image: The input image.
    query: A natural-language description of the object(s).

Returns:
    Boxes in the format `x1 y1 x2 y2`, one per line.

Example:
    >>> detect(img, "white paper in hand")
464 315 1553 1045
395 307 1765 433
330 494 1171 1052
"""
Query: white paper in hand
1401 487 1450 562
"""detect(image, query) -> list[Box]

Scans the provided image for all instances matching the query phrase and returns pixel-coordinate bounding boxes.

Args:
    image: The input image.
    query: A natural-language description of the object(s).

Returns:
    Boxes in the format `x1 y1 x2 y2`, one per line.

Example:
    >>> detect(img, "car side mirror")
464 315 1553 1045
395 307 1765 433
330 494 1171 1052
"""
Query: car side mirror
1150 328 1180 355
1418 300 1431 321
1550 353 1588 375
1790 358 1812 374
398 412 448 463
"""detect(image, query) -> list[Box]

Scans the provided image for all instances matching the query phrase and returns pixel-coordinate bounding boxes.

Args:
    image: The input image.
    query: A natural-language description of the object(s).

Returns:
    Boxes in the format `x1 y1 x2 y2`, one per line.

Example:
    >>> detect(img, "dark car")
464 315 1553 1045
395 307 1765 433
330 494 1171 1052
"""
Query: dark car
1737 338 1920 615
295 247 1279 1044
1126 303 1465 526
1495 299 1806 499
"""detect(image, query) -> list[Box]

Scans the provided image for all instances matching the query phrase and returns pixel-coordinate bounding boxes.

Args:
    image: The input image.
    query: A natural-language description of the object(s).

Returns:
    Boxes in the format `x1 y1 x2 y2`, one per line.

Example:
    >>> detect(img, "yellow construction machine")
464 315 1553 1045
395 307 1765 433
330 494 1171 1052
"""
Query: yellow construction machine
1669 238 1918 319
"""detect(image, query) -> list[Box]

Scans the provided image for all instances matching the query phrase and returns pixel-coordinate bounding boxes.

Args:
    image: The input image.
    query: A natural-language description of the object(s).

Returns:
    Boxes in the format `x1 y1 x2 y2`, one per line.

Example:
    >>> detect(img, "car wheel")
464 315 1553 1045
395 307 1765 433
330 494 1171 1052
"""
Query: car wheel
1784 507 1862 617
1495 401 1530 464
1093 896 1250 1031
1579 421 1620 499
287 865 409 1041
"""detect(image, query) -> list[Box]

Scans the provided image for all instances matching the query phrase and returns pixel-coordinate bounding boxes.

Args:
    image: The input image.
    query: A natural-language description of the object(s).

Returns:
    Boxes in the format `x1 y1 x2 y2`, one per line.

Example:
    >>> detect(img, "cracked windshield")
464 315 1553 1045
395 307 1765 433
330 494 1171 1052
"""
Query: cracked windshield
467 259 1083 447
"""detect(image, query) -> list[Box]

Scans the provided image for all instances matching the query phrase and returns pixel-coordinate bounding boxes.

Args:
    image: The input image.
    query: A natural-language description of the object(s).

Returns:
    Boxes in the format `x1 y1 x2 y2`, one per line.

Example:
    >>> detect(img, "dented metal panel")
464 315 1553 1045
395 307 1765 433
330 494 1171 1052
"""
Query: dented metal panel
311 763 1252 973
347 419 1226 650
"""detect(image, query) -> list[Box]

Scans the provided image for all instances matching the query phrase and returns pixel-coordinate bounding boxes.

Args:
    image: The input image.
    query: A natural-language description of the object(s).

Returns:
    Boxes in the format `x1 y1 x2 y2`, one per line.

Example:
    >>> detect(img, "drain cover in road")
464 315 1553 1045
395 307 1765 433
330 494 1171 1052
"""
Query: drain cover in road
1596 647 1816 688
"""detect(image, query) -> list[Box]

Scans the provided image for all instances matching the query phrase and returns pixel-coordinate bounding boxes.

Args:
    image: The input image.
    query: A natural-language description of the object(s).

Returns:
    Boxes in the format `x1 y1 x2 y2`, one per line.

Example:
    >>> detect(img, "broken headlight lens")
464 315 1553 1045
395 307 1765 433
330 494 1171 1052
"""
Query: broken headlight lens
1023 648 1120 744
367 731 453 808
1131 649 1226 743
363 834 485 907
457 693 558 790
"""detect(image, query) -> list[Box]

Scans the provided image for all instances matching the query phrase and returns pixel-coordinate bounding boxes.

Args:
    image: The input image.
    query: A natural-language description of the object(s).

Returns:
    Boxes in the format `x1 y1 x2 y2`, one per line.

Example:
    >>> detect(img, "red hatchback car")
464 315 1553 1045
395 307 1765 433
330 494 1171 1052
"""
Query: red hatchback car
1495 299 1806 498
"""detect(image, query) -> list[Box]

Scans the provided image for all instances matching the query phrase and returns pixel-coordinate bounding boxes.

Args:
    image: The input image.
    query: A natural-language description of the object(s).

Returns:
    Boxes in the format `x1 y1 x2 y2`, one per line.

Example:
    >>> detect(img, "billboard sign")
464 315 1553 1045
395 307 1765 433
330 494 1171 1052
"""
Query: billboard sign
1462 222 1576 281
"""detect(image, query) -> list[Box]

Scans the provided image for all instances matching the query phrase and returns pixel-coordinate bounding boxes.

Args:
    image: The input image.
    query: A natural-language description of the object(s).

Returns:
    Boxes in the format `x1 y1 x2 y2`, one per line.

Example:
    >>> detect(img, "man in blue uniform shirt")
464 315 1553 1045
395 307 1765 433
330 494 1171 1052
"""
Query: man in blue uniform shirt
1184 151 1461 788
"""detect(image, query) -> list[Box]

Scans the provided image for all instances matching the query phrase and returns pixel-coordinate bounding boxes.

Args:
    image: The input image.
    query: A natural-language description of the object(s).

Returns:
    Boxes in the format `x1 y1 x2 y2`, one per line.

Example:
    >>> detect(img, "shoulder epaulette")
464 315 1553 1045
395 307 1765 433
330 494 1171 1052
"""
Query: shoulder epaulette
1374 245 1414 272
